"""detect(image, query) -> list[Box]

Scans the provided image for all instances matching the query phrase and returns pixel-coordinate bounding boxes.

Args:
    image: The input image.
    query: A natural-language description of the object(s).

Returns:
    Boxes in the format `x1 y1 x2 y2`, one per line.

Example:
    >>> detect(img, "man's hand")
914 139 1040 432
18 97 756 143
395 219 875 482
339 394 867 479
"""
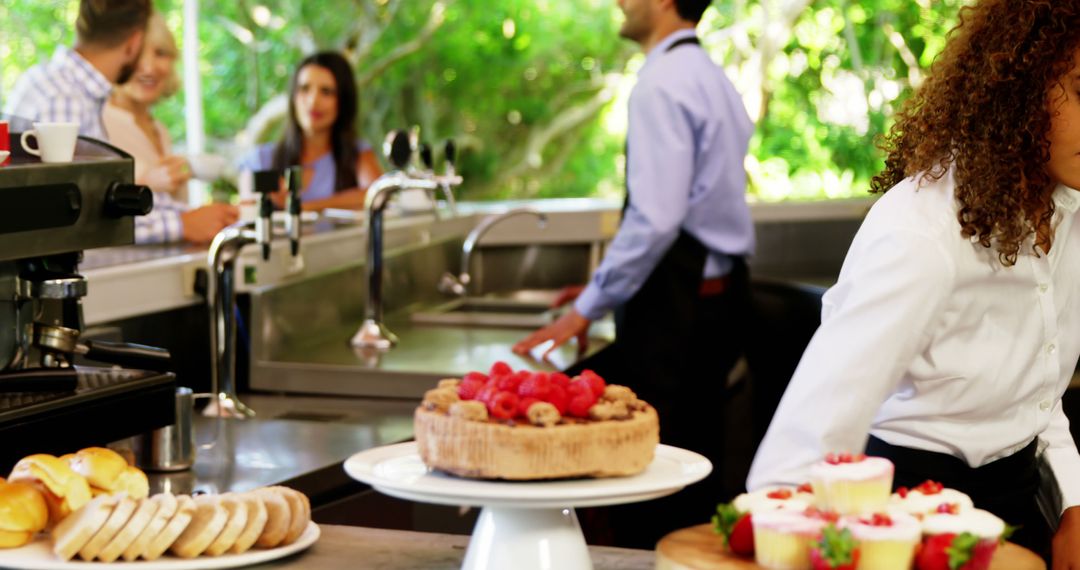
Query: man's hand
551 285 586 308
1054 506 1080 569
144 156 192 193
181 204 239 244
512 309 591 360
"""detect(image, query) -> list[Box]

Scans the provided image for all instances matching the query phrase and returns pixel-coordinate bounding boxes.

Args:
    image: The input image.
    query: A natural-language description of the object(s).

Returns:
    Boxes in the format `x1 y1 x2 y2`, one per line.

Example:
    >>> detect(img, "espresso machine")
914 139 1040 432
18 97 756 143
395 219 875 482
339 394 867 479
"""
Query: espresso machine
0 121 177 469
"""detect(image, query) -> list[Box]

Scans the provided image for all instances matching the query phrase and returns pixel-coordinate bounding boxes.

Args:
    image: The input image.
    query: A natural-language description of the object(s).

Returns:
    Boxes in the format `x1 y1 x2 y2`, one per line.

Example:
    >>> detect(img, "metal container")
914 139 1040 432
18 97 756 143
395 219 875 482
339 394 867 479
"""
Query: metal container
133 386 194 471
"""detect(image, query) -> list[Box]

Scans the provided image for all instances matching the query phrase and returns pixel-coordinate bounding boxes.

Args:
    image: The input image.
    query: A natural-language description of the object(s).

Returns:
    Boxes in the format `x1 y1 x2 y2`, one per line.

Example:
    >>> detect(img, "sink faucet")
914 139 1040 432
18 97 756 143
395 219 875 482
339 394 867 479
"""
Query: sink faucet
350 130 441 350
204 167 300 419
438 208 548 297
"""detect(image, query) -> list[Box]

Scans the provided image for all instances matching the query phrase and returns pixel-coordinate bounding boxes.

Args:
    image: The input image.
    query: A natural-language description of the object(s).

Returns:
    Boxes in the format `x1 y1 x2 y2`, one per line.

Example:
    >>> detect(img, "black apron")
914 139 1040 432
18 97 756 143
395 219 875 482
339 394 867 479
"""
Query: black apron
571 35 752 549
866 435 1053 561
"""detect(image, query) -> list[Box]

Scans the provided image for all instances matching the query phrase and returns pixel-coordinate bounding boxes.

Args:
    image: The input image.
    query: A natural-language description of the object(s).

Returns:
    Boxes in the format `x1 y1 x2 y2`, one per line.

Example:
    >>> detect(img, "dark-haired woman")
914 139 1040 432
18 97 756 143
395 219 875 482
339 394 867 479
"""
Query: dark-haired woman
748 0 1080 562
240 51 381 210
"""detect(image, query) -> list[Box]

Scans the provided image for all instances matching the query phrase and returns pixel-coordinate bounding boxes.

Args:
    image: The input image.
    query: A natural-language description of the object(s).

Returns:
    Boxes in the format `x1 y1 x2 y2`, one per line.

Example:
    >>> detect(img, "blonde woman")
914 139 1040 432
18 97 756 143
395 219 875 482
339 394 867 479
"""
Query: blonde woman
104 12 236 244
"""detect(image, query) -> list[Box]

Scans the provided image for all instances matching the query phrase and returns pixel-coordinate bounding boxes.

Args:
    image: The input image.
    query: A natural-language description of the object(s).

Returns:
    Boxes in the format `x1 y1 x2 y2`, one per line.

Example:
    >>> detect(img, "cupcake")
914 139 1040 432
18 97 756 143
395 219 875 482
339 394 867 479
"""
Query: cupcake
734 484 816 514
917 509 1005 570
839 511 921 570
809 454 893 516
889 480 973 518
753 507 836 570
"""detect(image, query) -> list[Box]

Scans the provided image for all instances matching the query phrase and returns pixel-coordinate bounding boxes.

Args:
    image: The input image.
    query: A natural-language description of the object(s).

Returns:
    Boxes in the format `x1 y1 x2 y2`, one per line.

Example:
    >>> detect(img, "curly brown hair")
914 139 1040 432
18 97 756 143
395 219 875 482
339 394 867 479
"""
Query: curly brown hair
871 0 1080 266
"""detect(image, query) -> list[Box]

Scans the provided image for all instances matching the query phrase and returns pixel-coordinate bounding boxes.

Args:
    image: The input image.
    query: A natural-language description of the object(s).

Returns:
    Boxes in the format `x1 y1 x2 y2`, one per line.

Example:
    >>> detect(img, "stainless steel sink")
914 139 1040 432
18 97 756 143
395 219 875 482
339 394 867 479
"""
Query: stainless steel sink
411 289 561 328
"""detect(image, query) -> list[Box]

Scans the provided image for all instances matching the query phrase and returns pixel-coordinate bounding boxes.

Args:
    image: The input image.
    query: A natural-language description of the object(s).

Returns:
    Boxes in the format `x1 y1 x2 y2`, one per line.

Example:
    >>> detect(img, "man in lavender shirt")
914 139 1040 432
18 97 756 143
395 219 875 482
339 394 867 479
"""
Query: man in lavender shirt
514 0 754 547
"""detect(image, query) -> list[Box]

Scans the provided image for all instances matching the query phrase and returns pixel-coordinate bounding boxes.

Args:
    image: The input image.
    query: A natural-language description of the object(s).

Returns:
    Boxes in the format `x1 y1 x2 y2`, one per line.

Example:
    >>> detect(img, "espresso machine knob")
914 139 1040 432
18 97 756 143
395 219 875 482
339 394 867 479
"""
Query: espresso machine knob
103 183 154 217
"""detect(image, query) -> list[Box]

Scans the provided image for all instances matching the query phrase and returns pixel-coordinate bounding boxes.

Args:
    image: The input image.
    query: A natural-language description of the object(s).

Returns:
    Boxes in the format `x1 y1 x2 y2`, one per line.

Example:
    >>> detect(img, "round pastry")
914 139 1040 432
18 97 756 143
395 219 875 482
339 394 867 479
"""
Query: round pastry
67 447 149 499
919 509 1005 570
809 453 894 516
8 454 92 527
0 479 49 548
414 364 659 480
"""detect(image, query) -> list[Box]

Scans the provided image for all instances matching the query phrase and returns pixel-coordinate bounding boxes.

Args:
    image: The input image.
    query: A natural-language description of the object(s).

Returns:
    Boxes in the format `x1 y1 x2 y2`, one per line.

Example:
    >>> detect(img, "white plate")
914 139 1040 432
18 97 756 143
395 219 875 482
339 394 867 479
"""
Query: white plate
344 442 712 509
0 521 319 570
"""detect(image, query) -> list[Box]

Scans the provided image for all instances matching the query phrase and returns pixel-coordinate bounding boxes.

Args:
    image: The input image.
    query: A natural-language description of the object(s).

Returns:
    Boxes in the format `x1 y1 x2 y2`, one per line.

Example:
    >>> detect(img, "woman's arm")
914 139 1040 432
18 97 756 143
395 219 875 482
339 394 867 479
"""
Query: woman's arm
747 226 956 489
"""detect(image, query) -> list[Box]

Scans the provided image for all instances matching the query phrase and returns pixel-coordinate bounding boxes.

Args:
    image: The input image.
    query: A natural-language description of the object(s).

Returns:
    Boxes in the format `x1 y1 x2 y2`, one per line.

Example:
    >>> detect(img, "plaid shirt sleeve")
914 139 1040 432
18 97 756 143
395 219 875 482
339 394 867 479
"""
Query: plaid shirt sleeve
134 192 188 244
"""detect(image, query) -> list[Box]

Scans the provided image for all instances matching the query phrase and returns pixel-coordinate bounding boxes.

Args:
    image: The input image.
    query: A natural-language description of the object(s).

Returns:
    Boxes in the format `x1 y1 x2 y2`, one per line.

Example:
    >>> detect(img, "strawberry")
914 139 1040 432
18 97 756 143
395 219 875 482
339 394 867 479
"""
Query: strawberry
797 482 814 494
766 488 793 500
915 532 981 570
712 502 754 556
897 486 910 498
490 361 513 377
810 525 860 570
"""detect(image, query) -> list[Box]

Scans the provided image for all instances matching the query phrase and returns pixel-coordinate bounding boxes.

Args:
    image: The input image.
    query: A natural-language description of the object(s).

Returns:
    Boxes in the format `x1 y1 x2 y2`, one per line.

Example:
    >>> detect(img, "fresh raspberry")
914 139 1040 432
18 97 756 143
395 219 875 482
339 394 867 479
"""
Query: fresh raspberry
916 480 944 495
936 502 960 515
766 489 793 500
550 372 571 387
457 377 486 400
463 371 488 384
496 372 526 393
488 391 519 420
490 361 513 377
896 486 909 498
568 393 594 418
567 378 594 399
545 383 569 415
476 385 500 406
860 513 892 527
519 374 553 400
577 369 607 397
518 397 541 418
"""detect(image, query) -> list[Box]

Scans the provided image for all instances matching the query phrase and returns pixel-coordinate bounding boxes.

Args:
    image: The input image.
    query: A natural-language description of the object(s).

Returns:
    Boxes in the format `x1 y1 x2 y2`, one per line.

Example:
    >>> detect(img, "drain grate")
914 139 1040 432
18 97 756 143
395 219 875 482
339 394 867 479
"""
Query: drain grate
275 411 348 423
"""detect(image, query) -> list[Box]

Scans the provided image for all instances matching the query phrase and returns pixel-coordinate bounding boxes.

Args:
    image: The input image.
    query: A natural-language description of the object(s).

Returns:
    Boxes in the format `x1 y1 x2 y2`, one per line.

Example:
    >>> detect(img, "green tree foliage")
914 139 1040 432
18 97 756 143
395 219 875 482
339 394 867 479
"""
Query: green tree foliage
0 0 966 202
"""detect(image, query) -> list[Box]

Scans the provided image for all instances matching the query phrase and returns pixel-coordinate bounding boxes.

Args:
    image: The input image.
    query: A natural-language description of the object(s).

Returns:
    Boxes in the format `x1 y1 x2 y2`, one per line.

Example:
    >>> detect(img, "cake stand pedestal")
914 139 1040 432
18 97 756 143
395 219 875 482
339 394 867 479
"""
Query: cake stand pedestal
344 442 712 570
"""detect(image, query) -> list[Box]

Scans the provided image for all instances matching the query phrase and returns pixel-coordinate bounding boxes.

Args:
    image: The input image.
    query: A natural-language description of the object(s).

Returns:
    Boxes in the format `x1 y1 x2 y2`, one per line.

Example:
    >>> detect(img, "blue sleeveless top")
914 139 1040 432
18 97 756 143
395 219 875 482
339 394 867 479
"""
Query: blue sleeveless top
238 139 372 201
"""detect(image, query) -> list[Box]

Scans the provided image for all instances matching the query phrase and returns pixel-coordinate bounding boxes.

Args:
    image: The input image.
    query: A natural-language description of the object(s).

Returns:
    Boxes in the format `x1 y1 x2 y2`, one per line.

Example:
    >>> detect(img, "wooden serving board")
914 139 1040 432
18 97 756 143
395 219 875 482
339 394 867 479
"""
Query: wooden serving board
656 524 1045 570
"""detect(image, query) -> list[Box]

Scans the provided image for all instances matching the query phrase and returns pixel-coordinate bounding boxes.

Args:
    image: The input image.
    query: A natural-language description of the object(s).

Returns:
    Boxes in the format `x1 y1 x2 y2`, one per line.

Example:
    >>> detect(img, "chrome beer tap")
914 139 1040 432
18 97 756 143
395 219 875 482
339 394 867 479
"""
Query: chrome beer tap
204 168 300 418
350 130 440 350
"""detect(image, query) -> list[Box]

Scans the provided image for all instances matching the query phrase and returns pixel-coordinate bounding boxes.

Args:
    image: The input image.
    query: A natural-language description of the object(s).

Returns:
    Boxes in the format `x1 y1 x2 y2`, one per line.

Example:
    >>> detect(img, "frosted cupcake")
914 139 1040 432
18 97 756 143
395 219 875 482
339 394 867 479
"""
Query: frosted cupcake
840 511 921 570
809 454 893 516
733 484 816 514
889 480 974 518
918 509 1005 570
752 507 835 570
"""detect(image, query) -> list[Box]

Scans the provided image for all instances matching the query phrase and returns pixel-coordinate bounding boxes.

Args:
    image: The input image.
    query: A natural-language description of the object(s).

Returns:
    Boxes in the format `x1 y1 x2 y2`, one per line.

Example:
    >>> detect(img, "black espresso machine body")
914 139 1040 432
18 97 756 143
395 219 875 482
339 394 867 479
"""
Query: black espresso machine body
0 122 176 470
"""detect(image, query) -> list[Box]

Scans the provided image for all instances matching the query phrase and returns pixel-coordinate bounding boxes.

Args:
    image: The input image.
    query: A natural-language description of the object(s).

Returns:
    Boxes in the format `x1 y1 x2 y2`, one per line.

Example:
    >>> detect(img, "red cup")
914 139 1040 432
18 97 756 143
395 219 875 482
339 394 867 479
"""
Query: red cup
0 121 9 166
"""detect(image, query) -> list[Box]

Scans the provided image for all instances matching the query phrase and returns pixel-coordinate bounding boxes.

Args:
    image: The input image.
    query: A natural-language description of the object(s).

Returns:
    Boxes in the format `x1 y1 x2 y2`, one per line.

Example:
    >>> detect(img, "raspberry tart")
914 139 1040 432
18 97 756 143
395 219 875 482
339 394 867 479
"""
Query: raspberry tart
809 454 893 516
413 363 659 480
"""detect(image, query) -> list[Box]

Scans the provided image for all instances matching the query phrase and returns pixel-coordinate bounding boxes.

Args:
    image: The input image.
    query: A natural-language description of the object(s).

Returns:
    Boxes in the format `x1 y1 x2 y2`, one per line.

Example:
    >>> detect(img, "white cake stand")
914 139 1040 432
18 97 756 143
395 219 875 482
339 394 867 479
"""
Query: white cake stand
344 442 712 570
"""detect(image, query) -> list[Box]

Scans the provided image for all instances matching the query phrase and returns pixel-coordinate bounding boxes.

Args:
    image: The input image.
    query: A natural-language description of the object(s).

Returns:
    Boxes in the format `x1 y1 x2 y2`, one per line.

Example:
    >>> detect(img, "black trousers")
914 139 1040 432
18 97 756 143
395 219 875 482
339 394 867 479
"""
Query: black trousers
866 435 1052 560
571 235 750 549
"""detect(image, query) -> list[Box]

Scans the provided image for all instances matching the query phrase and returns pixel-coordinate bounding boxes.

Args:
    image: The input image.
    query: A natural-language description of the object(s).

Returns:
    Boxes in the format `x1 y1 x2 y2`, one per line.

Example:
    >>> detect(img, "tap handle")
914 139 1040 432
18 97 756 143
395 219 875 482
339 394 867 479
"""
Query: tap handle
444 140 456 167
252 169 278 261
285 165 302 256
419 142 433 170
383 130 412 170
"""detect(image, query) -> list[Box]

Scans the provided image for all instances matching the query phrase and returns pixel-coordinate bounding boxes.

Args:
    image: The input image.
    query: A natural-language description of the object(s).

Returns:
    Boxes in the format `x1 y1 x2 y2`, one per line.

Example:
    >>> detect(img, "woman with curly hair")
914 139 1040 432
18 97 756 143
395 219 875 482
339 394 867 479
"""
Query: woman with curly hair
748 0 1080 560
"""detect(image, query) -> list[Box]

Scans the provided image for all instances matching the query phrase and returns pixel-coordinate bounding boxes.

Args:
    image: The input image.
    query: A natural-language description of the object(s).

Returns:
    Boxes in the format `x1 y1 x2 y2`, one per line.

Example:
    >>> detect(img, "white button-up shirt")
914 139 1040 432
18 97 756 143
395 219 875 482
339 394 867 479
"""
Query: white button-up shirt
748 169 1080 514
3 46 112 141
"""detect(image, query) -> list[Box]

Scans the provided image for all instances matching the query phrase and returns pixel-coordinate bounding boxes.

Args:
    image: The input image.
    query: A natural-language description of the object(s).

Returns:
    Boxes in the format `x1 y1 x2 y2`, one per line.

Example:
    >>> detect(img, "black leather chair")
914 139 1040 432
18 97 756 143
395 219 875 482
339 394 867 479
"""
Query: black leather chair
745 278 827 450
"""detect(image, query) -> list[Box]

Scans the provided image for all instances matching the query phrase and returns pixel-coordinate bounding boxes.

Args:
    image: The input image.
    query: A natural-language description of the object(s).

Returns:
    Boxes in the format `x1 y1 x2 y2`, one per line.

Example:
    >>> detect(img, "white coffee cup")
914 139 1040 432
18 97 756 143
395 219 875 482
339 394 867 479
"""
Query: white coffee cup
20 122 79 163
188 153 226 181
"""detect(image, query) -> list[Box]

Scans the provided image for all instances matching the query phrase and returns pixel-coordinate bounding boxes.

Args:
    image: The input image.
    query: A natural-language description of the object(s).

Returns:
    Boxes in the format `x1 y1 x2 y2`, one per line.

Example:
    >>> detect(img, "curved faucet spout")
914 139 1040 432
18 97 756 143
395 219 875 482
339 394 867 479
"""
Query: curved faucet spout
441 208 548 297
205 221 258 419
